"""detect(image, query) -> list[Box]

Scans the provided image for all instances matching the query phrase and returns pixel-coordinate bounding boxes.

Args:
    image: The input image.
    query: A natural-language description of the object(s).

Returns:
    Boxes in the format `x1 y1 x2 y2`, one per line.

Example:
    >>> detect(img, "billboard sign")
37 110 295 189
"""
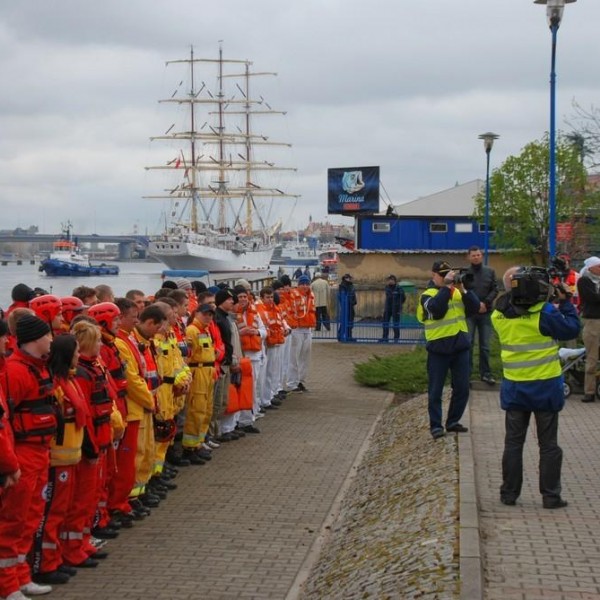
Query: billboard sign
328 166 380 214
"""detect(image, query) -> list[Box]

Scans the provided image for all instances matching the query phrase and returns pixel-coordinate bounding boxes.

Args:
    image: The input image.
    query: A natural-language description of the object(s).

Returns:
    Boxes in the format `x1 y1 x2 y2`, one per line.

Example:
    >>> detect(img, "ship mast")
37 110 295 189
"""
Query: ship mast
217 45 227 232
244 61 253 234
189 46 199 233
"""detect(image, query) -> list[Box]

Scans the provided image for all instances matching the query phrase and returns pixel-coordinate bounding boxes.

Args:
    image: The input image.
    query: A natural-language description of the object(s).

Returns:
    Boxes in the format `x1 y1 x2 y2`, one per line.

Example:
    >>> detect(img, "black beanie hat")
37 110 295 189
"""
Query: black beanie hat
215 289 235 307
0 320 8 337
11 283 34 303
16 314 51 346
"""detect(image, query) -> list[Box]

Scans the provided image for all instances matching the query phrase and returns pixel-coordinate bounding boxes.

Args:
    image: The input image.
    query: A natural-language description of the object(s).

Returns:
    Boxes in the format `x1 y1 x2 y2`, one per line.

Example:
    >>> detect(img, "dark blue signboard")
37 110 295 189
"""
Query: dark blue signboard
327 166 380 215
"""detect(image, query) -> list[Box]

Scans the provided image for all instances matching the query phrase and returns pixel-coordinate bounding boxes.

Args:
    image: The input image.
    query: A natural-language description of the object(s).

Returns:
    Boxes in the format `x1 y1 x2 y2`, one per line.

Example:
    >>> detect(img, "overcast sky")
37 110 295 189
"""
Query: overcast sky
0 0 598 236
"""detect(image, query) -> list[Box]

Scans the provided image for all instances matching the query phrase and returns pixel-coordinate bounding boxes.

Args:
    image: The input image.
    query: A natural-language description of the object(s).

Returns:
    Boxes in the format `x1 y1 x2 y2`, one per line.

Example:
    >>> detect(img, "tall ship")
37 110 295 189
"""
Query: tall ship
145 47 299 272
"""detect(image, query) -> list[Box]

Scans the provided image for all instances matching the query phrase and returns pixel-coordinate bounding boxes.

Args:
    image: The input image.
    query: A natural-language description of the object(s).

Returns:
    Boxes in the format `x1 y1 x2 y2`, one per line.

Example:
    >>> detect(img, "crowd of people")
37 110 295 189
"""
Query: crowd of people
0 274 316 600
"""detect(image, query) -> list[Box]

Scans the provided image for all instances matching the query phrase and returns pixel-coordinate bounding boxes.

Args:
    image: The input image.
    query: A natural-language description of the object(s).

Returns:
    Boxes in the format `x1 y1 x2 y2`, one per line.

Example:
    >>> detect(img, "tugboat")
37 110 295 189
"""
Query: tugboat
39 222 119 277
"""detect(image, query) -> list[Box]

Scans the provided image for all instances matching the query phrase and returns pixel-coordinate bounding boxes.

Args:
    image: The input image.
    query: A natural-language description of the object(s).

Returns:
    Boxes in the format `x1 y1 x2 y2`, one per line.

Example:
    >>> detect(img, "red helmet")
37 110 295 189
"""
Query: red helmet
88 302 121 331
60 296 85 324
29 295 62 322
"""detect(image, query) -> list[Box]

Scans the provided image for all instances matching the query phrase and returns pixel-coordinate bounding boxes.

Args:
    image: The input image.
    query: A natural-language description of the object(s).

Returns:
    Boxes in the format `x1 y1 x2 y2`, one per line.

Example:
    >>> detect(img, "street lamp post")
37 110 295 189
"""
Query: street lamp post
478 132 499 265
534 0 577 259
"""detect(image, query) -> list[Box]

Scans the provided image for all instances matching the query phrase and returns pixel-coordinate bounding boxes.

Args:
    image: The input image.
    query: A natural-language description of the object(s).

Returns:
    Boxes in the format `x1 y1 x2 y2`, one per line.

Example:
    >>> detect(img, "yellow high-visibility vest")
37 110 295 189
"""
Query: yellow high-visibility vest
417 287 468 341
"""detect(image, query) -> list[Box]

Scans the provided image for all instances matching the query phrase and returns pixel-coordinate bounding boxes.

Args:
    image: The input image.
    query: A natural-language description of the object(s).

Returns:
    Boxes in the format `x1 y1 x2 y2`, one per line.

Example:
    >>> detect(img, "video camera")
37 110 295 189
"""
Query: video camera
450 267 475 290
510 267 552 306
548 256 570 282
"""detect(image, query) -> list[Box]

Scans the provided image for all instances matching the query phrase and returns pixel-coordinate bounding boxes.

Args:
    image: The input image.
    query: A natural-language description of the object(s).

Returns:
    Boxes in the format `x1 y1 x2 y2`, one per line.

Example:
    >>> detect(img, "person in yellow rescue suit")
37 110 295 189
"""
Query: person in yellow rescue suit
491 266 580 509
151 300 190 485
417 261 480 440
183 304 217 465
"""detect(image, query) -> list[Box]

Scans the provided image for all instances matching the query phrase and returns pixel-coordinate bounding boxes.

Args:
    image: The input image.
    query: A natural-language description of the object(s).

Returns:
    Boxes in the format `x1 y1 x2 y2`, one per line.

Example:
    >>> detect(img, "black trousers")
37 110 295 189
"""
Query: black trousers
501 410 562 502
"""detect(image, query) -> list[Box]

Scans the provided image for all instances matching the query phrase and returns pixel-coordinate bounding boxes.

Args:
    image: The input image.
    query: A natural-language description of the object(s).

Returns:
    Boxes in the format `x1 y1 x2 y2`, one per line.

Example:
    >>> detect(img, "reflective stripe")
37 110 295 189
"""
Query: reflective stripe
17 554 26 563
503 354 559 369
0 556 19 568
182 433 202 447
423 316 462 330
63 531 83 540
501 340 556 352
41 542 57 550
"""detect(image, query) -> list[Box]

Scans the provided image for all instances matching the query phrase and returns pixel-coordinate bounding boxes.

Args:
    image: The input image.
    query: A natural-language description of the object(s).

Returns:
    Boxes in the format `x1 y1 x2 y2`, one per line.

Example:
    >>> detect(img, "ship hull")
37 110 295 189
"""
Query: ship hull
39 259 120 277
148 240 274 273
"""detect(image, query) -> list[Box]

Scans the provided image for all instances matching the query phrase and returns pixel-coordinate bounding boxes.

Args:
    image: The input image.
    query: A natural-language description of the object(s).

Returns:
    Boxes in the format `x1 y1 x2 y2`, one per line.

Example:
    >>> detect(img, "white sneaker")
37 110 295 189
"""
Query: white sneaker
20 581 52 595
201 443 213 452
254 412 265 419
206 440 220 449
5 590 32 600
91 536 108 548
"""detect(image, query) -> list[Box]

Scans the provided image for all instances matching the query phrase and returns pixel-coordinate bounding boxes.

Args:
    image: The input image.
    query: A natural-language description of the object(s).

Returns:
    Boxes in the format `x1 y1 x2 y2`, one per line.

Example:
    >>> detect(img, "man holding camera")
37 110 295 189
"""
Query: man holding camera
417 261 480 439
465 246 499 385
492 267 580 509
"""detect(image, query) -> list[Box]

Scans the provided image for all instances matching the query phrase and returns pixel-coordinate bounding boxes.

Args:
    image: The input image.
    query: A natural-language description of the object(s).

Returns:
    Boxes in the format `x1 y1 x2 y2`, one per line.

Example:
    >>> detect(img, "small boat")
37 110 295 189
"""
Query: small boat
39 222 120 277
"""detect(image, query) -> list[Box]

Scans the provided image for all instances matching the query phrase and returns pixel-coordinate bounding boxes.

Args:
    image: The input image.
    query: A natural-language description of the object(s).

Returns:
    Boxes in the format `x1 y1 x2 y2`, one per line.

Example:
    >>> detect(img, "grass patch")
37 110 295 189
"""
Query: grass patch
354 335 503 394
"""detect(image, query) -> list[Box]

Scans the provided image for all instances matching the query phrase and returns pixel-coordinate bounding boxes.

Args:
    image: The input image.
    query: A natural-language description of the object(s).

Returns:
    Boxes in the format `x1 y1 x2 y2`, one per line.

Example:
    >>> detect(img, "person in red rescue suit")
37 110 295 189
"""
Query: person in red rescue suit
61 321 123 569
183 304 217 463
31 334 89 586
86 302 130 528
128 304 166 509
233 286 265 432
29 295 65 338
286 276 317 393
59 297 86 331
0 314 57 599
256 287 289 411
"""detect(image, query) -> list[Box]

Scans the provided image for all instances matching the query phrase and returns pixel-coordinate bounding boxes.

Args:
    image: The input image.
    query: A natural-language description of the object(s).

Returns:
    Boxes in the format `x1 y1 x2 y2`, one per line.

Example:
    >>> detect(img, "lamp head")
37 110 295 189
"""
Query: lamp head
534 0 577 28
478 132 499 153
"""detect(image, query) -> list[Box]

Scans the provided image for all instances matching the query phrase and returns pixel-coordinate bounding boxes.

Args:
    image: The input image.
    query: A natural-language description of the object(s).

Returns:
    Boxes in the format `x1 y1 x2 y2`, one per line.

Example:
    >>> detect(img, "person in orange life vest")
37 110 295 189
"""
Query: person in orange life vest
183 303 217 462
31 334 89 585
130 305 167 508
59 297 85 330
0 321 19 492
276 276 294 399
60 321 116 569
256 287 289 412
109 298 150 518
286 276 316 393
5 308 35 359
0 315 56 599
5 284 35 318
150 299 191 478
233 285 265 432
29 295 64 337
86 302 130 531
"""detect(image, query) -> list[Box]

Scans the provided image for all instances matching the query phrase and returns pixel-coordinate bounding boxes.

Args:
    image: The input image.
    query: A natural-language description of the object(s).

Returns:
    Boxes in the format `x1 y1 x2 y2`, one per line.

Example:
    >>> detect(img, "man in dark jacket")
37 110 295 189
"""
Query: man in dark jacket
382 275 406 341
337 274 357 342
576 256 600 402
492 266 580 509
465 246 499 384
417 261 480 439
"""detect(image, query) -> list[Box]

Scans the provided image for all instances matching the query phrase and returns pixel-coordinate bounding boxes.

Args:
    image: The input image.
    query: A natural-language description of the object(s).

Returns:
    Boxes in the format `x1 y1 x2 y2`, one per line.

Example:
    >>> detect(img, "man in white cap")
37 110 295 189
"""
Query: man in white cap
576 256 600 402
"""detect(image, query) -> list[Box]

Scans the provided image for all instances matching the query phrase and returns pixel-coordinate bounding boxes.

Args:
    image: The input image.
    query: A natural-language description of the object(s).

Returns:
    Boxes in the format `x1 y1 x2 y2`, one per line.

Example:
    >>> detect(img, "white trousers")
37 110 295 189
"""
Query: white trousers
262 345 283 406
279 334 292 392
287 328 312 389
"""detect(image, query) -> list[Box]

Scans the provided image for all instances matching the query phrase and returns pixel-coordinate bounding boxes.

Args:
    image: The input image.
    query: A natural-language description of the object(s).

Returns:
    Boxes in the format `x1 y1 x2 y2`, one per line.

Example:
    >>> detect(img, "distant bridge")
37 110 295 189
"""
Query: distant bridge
0 234 151 260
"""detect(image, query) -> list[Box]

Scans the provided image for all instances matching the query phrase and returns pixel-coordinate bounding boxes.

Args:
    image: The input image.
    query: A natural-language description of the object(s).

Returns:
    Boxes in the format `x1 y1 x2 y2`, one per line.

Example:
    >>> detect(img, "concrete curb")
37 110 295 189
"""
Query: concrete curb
285 391 395 600
458 399 484 600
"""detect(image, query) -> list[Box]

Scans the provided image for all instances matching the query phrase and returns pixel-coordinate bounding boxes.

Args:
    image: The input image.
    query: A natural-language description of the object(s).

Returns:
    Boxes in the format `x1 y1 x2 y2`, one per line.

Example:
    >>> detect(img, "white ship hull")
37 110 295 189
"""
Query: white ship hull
149 240 274 272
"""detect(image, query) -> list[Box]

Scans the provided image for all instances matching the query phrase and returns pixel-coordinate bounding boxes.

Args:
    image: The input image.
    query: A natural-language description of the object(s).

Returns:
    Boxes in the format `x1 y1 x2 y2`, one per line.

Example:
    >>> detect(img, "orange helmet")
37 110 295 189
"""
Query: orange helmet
60 296 85 324
88 302 121 331
29 295 62 322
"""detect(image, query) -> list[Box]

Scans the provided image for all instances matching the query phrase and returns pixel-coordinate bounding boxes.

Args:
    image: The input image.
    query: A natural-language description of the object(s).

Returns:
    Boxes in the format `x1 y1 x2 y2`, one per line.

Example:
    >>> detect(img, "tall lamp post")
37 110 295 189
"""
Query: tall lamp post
534 0 577 259
478 132 499 265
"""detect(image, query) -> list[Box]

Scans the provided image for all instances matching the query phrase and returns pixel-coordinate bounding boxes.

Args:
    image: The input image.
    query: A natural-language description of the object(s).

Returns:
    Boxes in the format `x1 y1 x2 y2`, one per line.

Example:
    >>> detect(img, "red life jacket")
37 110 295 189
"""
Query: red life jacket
236 305 262 353
256 303 285 347
132 329 160 394
99 333 128 418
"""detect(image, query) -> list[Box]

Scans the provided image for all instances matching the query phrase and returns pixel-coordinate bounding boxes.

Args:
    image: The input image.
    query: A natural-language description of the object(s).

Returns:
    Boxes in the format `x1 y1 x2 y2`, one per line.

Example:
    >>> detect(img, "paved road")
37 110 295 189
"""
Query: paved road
470 390 600 600
55 342 396 600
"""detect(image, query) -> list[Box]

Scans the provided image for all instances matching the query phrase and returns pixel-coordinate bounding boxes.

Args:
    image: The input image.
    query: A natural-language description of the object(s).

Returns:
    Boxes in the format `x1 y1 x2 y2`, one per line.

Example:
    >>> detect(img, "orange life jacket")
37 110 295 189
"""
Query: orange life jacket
256 302 285 346
288 288 316 328
236 304 262 353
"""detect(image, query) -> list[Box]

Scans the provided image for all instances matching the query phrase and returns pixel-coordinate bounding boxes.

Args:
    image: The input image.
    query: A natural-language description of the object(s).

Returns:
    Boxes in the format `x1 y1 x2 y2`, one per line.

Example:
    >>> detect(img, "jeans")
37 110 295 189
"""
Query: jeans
467 312 492 378
501 410 562 503
426 348 470 432
382 310 401 340
315 306 330 331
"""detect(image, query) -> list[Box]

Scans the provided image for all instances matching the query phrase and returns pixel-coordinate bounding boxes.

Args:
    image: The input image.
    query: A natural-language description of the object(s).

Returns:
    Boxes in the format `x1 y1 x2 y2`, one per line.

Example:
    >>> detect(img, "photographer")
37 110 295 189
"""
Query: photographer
465 246 499 385
417 261 480 439
491 267 580 509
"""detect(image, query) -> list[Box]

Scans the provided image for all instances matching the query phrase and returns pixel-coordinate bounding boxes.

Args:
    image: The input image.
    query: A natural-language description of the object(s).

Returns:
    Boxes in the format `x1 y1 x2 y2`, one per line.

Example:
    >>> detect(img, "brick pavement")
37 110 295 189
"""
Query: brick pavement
54 342 396 600
470 390 600 600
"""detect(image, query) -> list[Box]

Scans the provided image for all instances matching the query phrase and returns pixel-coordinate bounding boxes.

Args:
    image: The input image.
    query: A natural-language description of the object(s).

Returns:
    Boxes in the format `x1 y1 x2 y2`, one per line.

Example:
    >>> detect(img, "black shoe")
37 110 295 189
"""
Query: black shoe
230 430 243 439
91 550 109 560
297 382 308 392
91 527 119 539
195 448 212 461
58 564 77 577
157 477 178 490
33 570 70 585
431 428 445 439
72 558 99 568
263 404 279 410
217 432 234 442
129 499 151 515
111 509 134 524
582 394 596 403
167 454 192 467
242 425 260 434
500 497 516 506
270 398 282 406
446 423 469 433
148 486 167 499
182 450 206 465
277 390 287 400
481 374 496 385
139 494 160 508
543 498 568 509
107 519 122 530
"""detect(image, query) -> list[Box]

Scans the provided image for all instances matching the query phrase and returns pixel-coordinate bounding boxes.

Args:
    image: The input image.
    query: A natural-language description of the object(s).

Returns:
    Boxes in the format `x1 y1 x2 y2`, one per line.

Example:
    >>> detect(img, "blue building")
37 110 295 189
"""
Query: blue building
357 180 491 251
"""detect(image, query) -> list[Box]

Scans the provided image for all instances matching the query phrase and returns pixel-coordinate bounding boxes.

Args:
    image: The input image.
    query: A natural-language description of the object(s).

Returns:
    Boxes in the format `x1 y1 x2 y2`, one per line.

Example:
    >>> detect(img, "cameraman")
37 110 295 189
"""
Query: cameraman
491 267 580 509
417 261 480 439
465 246 499 385
576 256 600 402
